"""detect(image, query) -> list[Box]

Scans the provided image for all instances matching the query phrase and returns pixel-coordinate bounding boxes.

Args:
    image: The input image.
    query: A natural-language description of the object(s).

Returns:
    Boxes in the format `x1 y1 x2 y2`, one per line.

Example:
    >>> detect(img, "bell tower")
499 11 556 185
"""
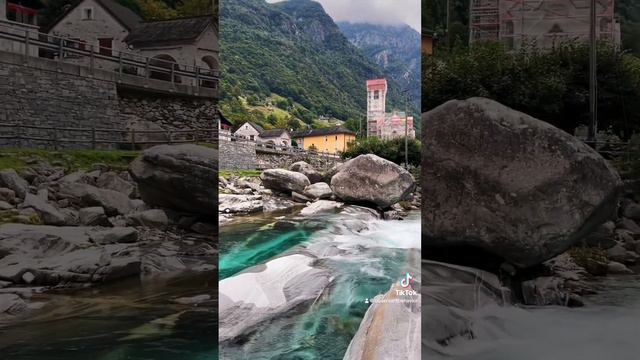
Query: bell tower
366 78 387 137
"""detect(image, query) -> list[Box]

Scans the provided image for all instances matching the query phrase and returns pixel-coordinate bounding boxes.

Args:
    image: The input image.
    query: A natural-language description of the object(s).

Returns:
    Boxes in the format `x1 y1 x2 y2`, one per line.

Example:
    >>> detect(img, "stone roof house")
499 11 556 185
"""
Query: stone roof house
233 121 291 146
258 128 291 147
46 0 141 61
45 0 218 79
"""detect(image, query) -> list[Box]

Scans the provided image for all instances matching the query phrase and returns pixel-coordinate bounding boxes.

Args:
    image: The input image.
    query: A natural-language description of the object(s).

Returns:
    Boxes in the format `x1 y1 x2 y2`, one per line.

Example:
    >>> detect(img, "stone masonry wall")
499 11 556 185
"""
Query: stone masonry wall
219 140 257 170
0 61 122 148
0 53 218 149
256 153 342 172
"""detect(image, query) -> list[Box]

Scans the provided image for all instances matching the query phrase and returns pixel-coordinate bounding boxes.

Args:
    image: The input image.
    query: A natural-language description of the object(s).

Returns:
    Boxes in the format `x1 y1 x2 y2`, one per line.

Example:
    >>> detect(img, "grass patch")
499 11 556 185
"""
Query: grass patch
568 246 608 268
0 148 139 171
0 209 41 225
219 169 262 178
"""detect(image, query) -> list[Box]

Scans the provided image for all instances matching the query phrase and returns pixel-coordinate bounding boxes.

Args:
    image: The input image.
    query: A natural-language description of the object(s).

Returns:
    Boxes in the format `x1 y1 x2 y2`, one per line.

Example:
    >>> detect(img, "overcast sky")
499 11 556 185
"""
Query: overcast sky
266 0 421 32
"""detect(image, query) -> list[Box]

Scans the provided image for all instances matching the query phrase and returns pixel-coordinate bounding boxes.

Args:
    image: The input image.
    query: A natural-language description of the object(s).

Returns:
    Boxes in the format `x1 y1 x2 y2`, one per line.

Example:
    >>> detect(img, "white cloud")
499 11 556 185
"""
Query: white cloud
266 0 421 31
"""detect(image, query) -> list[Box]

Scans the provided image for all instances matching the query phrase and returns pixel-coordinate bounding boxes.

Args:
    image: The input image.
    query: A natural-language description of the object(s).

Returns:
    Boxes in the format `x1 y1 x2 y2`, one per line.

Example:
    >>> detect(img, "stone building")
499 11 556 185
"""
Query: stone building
46 0 141 66
0 0 39 56
45 0 218 80
292 126 356 154
234 122 263 141
366 78 415 140
258 128 291 147
233 121 291 146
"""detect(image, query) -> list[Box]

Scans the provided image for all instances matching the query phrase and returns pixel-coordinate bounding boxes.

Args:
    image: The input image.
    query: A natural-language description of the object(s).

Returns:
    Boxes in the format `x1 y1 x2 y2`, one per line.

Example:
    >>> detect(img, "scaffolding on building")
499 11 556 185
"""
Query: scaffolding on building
469 0 619 49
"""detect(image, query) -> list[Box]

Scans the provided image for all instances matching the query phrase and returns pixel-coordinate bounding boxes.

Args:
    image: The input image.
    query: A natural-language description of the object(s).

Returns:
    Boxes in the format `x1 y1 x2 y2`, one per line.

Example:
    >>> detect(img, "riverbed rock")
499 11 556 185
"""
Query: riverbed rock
219 253 331 342
219 194 263 213
617 218 640 234
344 282 420 360
331 154 415 208
78 207 110 226
0 188 15 203
126 209 169 228
87 227 138 245
607 261 633 274
129 144 218 216
300 200 343 216
0 201 13 210
623 203 640 221
289 161 322 184
422 260 510 355
262 196 302 213
58 183 133 216
260 169 310 193
96 171 135 198
0 170 28 200
291 191 311 203
582 221 617 249
422 98 622 268
0 224 139 285
21 193 66 226
0 293 26 315
302 182 332 199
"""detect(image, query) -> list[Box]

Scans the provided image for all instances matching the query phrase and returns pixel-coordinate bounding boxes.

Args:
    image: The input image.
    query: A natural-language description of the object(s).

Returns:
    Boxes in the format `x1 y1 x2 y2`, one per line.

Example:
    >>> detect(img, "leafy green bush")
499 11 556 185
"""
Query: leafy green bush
341 137 421 167
423 41 640 139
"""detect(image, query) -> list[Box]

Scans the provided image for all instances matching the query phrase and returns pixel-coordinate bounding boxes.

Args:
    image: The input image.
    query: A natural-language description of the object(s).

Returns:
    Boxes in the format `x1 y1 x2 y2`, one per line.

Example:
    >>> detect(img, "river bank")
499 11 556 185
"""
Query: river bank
218 155 421 359
0 145 218 359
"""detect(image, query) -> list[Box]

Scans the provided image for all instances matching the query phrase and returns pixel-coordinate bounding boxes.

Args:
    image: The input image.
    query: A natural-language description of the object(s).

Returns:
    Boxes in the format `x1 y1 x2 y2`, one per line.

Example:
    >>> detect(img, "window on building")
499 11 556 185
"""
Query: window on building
82 7 94 20
98 38 113 56
335 135 338 140
374 90 379 100
250 135 255 141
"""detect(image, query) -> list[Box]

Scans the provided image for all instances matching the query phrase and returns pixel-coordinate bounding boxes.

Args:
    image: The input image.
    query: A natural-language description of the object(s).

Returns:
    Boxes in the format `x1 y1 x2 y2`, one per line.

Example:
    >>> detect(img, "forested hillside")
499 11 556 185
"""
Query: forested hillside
219 0 411 131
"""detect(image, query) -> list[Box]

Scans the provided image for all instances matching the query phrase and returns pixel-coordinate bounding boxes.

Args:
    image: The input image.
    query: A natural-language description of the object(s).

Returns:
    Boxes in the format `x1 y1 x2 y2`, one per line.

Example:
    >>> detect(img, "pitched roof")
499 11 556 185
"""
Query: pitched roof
292 126 356 138
46 0 142 33
260 128 289 138
125 16 214 48
246 122 264 133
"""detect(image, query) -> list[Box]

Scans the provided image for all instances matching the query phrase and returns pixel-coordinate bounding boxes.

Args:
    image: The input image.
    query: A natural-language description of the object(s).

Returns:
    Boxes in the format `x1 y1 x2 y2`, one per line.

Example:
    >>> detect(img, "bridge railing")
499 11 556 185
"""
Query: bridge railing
0 122 218 150
0 22 218 90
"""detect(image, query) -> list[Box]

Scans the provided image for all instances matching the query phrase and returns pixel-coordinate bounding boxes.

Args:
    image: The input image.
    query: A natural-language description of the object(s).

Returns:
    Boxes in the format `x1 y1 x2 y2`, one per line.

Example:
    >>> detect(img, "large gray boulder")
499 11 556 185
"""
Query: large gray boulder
344 282 421 360
21 193 66 225
260 169 310 193
129 144 218 216
303 182 333 199
218 252 331 342
289 161 322 184
219 194 263 214
58 183 133 216
0 170 28 200
422 98 622 268
331 154 415 208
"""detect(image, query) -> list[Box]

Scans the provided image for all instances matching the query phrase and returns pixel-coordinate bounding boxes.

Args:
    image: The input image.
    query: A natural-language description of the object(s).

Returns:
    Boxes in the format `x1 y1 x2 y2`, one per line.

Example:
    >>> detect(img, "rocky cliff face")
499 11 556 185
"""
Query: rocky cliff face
338 22 421 113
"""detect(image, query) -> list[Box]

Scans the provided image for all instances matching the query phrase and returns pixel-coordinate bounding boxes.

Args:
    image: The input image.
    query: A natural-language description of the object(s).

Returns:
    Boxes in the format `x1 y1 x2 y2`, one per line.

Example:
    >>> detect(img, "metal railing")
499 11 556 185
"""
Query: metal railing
0 122 218 150
0 22 218 90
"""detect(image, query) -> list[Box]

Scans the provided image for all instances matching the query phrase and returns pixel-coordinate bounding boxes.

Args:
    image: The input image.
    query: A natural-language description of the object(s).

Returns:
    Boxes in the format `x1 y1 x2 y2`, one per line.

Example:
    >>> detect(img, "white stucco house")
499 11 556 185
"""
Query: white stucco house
233 122 291 146
44 0 218 84
234 122 264 142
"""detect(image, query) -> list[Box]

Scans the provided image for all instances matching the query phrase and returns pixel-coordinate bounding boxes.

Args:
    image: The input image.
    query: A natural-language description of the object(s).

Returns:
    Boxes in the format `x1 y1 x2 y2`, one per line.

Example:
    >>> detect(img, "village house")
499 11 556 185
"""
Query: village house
233 121 291 146
43 0 218 83
292 126 356 154
0 0 39 56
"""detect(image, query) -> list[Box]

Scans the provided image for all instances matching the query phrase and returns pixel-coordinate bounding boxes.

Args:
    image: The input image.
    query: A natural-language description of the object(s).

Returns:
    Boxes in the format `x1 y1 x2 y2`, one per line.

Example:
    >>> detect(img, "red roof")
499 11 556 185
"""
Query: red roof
366 78 387 87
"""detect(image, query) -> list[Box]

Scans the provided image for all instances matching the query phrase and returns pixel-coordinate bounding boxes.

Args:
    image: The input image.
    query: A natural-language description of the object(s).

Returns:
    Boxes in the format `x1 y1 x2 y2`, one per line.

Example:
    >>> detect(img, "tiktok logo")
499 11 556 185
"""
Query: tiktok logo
400 273 413 288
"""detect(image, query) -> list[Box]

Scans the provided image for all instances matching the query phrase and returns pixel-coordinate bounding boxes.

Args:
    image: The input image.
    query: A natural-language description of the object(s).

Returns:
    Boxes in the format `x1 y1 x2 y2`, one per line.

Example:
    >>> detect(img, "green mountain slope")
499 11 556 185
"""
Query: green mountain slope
219 0 412 129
